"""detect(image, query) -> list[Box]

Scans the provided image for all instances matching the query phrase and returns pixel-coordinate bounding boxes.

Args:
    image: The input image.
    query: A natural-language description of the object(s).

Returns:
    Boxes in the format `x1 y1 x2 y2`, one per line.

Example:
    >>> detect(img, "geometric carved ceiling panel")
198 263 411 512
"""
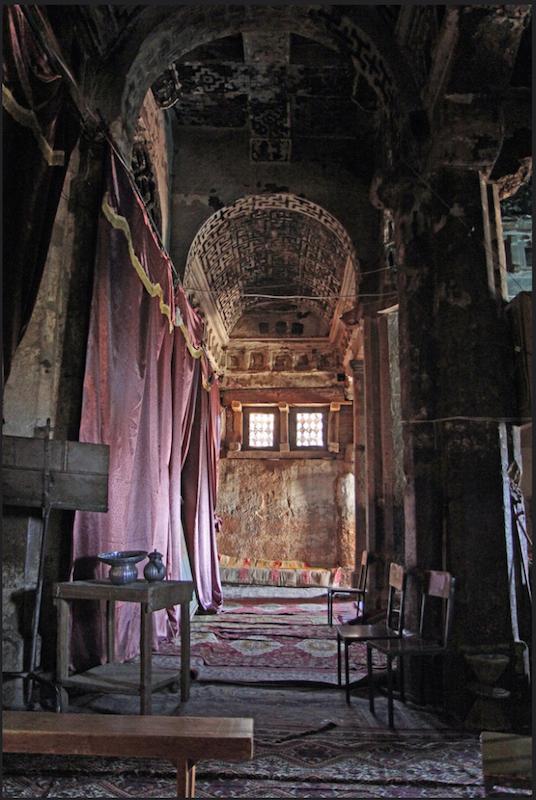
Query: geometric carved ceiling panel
184 194 359 336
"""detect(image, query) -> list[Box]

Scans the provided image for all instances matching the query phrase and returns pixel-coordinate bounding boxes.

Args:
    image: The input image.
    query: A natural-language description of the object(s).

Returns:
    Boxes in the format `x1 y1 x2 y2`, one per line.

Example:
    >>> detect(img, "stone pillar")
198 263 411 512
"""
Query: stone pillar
363 315 384 610
278 402 290 453
2 127 106 705
328 402 340 454
377 314 395 565
229 401 243 452
350 361 366 589
394 166 518 718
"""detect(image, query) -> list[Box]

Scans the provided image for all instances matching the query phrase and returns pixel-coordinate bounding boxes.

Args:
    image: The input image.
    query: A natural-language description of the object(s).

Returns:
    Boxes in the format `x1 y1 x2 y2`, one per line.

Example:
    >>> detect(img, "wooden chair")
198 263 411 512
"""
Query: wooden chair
336 562 406 703
327 550 369 626
367 569 455 728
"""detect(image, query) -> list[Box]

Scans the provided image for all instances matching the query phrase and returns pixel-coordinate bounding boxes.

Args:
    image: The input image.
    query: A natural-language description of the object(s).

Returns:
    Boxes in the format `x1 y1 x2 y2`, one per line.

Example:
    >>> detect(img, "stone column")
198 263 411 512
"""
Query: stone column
377 313 395 565
350 360 366 589
362 315 385 610
328 402 340 454
278 402 290 453
229 401 243 452
2 127 106 706
394 166 519 718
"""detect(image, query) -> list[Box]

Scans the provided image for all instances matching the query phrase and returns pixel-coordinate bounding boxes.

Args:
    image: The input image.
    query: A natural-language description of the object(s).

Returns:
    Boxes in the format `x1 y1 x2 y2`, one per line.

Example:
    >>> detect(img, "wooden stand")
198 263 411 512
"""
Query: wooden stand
54 579 193 714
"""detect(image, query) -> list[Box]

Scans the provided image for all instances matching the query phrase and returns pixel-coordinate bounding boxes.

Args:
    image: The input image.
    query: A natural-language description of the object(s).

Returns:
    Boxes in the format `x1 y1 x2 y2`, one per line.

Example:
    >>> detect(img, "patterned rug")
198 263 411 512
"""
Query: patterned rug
151 595 379 685
3 730 486 798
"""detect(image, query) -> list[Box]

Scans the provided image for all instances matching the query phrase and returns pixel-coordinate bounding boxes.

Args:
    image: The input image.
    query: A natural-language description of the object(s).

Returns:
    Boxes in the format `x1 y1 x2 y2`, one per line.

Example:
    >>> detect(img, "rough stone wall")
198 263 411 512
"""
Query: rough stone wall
136 90 171 247
216 457 355 568
217 404 355 567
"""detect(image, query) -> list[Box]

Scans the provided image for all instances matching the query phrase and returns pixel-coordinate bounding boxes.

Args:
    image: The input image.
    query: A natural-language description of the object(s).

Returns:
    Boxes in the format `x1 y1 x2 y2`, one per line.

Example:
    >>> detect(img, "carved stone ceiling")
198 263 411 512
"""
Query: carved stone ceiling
151 32 379 169
184 194 359 339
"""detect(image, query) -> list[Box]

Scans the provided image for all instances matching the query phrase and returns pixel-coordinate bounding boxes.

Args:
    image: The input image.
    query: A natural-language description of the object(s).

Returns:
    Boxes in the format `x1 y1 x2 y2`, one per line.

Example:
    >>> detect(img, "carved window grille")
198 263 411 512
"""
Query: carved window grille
289 408 327 450
295 412 324 447
244 409 278 450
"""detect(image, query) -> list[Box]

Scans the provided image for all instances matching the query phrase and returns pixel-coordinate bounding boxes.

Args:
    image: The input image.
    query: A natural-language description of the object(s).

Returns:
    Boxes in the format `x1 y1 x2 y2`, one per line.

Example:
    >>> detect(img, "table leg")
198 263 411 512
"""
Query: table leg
106 600 115 663
140 603 152 715
55 598 70 712
180 601 190 702
176 759 196 797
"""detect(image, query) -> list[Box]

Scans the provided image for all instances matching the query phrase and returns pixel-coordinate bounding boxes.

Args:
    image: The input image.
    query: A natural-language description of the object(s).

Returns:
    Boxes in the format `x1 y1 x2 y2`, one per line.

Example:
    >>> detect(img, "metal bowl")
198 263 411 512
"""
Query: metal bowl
98 550 147 566
98 551 147 585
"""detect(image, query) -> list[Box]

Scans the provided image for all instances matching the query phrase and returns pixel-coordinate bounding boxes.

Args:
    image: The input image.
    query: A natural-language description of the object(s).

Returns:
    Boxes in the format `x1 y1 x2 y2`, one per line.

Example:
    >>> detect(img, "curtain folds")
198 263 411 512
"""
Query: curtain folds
2 5 79 384
72 148 222 671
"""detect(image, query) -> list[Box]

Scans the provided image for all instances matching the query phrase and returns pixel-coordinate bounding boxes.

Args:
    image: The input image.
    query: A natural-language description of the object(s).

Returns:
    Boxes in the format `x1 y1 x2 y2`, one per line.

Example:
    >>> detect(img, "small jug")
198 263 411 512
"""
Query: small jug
144 550 166 582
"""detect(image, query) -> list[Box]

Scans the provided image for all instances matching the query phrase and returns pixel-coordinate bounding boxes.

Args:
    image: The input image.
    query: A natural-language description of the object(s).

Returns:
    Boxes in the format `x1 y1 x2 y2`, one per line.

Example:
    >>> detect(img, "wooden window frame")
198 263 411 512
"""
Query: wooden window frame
243 407 280 451
289 407 328 451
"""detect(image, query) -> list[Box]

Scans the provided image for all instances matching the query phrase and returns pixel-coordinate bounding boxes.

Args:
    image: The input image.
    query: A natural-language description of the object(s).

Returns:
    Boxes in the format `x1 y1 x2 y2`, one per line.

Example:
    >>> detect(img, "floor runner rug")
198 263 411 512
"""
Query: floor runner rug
3 732 487 798
200 596 360 627
152 622 385 685
148 596 378 685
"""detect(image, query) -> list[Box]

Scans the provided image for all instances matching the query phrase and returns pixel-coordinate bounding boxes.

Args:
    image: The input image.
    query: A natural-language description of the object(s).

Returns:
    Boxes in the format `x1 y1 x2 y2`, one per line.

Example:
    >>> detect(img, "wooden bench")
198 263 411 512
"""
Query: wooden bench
481 731 532 796
3 711 254 798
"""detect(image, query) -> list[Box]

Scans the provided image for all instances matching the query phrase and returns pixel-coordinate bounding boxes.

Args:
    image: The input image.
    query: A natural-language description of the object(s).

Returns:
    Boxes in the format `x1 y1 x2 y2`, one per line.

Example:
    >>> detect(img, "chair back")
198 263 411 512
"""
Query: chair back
418 570 455 649
356 550 370 593
386 563 406 634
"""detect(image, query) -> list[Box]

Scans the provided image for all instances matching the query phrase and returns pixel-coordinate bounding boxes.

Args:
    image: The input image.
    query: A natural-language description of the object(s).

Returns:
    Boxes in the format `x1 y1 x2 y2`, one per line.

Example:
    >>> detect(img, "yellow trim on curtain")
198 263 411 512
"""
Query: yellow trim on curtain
2 83 65 166
174 307 212 392
102 190 213 389
174 306 204 358
102 192 174 333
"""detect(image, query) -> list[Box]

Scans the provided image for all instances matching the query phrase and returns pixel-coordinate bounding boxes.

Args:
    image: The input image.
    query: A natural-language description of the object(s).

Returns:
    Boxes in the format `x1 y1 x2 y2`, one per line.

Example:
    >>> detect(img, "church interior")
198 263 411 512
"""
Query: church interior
2 5 532 797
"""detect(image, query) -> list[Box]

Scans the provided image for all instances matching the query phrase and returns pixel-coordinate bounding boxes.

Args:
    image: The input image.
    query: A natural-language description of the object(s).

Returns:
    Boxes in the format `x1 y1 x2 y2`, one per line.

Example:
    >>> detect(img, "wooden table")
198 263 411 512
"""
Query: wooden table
53 579 193 714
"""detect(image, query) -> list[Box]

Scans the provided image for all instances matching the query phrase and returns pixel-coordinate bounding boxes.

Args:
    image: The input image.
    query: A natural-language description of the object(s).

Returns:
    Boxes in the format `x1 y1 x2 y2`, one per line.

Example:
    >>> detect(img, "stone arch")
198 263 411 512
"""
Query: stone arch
93 6 423 153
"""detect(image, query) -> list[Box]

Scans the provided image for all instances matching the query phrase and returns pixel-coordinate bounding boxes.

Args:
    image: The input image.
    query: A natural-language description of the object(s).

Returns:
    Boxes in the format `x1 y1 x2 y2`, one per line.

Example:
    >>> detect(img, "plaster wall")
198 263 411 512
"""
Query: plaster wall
216 457 355 568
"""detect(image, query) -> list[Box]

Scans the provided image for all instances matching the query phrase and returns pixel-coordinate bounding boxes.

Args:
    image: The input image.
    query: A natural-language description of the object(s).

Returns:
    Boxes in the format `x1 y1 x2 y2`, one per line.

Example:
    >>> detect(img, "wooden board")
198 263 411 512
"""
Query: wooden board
2 436 109 511
3 711 254 763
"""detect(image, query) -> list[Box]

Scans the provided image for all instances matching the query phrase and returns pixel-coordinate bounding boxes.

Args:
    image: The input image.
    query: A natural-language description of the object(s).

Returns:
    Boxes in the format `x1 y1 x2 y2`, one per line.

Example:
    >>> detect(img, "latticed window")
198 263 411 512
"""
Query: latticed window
289 407 327 450
248 412 275 448
244 409 279 450
295 412 324 447
242 405 328 452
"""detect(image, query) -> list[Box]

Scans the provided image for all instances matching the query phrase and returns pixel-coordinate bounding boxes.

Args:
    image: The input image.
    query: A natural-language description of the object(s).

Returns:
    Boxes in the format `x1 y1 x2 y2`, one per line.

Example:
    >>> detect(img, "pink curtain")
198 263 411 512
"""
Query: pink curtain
181 357 224 612
172 288 223 615
72 147 223 670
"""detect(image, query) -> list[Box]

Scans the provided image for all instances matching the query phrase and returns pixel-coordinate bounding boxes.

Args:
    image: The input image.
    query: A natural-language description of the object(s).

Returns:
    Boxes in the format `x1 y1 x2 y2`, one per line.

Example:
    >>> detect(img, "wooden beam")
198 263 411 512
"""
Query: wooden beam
221 387 348 405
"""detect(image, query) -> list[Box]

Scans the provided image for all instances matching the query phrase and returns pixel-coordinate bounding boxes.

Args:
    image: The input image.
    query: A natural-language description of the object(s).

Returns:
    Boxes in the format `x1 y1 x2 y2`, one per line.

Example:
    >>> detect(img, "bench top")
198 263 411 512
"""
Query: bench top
3 711 254 763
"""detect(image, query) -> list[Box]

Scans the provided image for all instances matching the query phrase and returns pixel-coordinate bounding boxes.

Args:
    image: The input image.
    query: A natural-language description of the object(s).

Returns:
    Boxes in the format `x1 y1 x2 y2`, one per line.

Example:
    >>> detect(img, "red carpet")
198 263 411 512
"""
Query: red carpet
152 594 385 685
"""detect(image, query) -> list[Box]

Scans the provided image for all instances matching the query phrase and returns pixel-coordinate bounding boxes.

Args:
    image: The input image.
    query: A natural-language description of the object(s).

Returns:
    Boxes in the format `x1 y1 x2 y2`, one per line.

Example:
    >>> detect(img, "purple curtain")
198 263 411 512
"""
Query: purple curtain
72 147 222 670
181 354 223 612
2 5 79 385
72 148 176 669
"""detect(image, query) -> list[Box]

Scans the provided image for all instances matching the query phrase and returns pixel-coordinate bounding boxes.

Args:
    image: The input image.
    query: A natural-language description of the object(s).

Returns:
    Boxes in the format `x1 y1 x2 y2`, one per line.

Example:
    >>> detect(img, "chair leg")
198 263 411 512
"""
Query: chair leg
398 655 405 703
327 590 332 625
387 656 394 728
367 644 375 714
345 641 350 704
337 633 342 686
